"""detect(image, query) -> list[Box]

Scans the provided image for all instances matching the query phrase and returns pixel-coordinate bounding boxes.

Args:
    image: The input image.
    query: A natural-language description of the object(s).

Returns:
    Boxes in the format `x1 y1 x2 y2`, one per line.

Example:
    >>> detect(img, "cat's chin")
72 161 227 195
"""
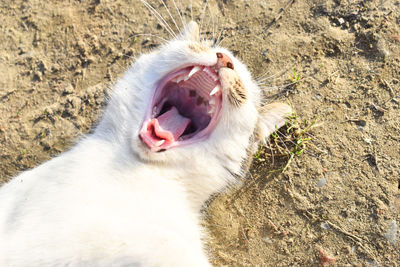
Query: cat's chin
138 63 224 153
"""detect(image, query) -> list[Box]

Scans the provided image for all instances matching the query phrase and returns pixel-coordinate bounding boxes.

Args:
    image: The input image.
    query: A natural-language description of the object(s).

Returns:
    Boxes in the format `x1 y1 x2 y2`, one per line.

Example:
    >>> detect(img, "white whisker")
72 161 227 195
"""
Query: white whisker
217 37 225 46
256 67 289 83
210 4 215 44
215 16 225 47
141 0 177 38
202 4 212 42
212 15 218 45
198 0 209 41
176 0 187 27
132 33 168 43
190 0 193 22
158 0 181 33
255 71 272 81
259 81 299 92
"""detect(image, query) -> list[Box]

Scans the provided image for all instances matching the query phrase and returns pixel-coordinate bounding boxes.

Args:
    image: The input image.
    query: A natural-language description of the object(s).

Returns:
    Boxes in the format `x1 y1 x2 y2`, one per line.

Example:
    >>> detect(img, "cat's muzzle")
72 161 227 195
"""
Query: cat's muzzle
139 53 235 152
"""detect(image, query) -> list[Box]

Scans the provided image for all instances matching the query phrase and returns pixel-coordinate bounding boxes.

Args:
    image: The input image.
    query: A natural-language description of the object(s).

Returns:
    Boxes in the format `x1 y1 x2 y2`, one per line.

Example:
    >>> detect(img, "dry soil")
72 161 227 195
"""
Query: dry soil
0 0 399 266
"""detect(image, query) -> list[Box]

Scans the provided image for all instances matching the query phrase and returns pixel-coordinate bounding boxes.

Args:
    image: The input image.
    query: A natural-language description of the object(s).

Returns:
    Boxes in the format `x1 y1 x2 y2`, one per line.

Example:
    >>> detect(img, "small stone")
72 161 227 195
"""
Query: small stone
364 138 372 144
51 64 61 73
384 220 398 245
317 178 327 188
38 60 47 73
338 18 345 25
64 84 74 94
320 222 330 230
262 236 273 244
393 195 400 212
33 72 42 82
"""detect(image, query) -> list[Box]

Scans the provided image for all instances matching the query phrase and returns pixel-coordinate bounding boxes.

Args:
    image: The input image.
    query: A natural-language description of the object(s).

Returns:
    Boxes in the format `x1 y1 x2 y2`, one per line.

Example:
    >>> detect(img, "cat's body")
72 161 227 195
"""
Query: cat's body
0 21 292 266
0 137 210 266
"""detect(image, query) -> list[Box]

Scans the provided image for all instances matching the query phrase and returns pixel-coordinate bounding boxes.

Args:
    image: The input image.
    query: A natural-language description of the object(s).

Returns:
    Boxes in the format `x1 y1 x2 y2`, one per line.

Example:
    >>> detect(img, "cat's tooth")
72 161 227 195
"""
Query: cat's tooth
155 139 165 146
187 66 201 80
210 85 220 96
208 105 215 114
209 98 215 106
171 74 185 83
176 75 185 83
152 106 157 117
203 67 218 81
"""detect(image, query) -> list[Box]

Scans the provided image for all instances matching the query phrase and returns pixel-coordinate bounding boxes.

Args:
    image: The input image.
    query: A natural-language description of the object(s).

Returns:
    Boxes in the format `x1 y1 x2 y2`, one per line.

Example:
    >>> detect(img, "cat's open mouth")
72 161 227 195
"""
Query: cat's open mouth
139 65 223 152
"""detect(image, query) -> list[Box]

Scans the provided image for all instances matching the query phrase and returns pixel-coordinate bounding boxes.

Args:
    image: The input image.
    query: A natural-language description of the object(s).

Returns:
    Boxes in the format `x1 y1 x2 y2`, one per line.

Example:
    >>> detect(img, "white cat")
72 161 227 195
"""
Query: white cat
0 21 292 266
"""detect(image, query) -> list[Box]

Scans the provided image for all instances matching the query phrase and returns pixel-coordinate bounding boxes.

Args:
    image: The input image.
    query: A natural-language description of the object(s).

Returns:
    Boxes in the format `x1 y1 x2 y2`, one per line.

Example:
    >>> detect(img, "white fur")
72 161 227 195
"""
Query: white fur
0 22 291 266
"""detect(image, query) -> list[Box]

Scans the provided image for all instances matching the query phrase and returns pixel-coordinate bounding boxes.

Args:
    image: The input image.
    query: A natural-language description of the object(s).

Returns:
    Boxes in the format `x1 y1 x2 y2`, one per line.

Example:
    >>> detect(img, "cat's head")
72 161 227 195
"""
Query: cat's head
110 22 291 174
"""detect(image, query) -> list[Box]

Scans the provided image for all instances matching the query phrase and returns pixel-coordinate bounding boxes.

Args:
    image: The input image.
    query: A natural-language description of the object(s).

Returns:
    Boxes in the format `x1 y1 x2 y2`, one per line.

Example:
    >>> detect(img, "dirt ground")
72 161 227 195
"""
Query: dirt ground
1 0 399 266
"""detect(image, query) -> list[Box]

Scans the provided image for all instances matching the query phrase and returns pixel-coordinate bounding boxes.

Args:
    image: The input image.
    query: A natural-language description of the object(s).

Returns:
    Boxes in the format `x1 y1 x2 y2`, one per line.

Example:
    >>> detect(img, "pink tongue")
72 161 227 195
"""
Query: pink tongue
152 106 191 143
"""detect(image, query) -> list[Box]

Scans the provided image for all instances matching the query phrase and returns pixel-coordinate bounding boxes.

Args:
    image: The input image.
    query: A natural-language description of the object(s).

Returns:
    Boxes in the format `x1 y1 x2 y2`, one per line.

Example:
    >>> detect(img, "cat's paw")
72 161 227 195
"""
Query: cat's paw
255 103 293 143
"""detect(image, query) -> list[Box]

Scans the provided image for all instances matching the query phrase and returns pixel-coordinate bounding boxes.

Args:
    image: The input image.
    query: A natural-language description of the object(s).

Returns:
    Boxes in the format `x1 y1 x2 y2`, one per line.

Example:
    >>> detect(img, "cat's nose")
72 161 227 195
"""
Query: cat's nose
216 52 234 70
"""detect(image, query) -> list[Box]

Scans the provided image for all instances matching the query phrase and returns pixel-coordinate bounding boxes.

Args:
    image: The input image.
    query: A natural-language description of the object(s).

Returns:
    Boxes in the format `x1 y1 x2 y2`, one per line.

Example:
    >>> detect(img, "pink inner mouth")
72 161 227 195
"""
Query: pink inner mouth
139 65 223 152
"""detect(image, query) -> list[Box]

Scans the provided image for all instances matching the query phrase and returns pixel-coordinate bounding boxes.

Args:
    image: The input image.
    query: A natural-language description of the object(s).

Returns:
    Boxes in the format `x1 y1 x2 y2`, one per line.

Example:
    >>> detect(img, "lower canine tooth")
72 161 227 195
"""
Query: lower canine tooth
175 75 185 83
155 140 165 146
210 85 220 96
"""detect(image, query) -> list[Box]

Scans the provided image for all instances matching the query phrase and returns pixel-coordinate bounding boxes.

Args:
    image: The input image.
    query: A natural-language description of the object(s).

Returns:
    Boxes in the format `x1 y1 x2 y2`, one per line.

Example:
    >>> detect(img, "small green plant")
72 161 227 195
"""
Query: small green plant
290 68 301 85
264 112 316 173
281 113 315 172
254 147 262 159
270 127 278 140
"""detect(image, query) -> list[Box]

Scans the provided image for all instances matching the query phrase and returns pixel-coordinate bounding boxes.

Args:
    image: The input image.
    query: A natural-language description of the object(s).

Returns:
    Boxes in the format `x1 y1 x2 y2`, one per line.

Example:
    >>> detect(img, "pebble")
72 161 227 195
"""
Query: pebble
64 84 75 94
363 137 372 144
317 177 327 188
262 236 273 244
320 222 330 230
384 220 398 245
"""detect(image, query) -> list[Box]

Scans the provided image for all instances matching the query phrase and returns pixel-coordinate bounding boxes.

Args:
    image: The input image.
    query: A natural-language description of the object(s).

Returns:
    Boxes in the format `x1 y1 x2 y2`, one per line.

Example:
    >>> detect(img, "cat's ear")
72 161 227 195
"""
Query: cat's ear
178 21 200 42
255 103 293 143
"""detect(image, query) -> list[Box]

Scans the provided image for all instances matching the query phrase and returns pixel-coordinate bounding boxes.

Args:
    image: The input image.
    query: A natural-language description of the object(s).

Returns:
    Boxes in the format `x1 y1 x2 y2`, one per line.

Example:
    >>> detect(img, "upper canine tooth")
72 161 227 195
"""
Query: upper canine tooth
187 66 201 79
210 85 221 96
